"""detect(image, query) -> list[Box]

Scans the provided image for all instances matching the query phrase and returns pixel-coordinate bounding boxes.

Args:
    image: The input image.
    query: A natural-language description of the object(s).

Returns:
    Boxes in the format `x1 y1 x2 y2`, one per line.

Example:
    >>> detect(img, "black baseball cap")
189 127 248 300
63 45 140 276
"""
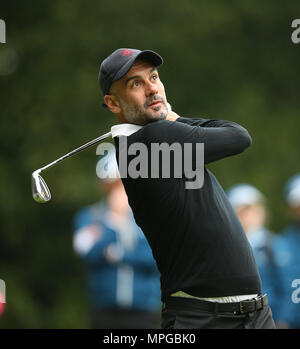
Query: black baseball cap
99 48 163 98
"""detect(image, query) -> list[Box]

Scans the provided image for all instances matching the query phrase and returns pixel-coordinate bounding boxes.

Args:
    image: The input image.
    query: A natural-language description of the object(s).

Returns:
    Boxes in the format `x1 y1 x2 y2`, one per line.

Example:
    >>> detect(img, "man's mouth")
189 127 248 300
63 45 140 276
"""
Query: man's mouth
148 100 162 108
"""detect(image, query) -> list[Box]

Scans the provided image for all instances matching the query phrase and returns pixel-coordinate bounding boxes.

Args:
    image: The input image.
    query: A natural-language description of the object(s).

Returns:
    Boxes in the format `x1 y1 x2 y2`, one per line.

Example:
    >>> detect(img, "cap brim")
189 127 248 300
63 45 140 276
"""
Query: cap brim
113 50 163 84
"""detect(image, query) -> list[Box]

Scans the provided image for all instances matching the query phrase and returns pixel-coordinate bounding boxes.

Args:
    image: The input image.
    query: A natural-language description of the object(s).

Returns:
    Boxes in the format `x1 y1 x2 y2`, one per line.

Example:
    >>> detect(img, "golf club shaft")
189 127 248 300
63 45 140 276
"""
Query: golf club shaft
38 131 112 173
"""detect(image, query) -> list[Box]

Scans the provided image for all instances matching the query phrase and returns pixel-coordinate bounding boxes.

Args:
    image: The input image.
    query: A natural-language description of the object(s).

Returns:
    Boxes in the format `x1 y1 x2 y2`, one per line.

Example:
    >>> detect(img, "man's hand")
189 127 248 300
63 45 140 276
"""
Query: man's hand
104 243 124 264
166 110 180 122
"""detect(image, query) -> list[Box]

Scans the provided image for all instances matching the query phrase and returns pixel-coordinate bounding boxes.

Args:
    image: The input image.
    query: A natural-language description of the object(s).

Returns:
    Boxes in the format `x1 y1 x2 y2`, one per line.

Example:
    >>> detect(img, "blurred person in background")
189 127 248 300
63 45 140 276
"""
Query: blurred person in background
227 184 281 322
273 173 300 329
0 291 5 317
72 149 161 329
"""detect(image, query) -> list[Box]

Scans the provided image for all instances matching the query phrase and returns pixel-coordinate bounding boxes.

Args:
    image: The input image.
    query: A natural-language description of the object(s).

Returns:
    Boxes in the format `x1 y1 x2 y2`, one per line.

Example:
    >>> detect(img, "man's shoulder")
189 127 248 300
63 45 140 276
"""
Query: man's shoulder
280 224 300 238
273 225 299 250
143 119 178 130
132 119 196 142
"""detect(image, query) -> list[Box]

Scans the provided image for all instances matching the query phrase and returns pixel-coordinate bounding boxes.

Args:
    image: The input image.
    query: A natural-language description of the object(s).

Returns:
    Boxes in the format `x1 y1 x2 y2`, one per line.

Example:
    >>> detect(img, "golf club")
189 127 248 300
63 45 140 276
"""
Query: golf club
32 131 112 203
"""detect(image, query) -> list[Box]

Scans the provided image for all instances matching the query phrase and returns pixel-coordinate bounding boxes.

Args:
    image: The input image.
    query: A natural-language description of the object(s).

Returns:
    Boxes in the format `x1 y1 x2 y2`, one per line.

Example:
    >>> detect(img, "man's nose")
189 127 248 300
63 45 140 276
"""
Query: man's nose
145 80 158 96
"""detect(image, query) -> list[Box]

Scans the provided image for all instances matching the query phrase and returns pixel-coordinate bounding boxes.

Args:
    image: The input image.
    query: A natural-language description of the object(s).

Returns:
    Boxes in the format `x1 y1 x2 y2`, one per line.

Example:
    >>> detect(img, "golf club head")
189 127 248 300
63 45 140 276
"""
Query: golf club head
32 170 51 203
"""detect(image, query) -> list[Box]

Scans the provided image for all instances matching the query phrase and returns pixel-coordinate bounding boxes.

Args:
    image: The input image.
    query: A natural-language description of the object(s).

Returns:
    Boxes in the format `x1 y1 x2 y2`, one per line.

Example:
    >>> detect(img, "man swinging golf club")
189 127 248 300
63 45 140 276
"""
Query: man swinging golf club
99 48 276 329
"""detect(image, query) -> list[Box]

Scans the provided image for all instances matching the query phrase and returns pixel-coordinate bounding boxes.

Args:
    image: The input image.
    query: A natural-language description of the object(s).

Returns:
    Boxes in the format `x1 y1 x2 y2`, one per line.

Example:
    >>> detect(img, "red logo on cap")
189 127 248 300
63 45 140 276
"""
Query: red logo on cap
120 49 133 57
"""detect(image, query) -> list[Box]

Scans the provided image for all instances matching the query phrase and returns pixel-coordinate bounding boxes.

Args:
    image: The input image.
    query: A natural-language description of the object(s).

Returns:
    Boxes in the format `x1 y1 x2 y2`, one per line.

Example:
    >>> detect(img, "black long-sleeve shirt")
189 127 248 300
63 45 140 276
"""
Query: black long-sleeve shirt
113 116 262 301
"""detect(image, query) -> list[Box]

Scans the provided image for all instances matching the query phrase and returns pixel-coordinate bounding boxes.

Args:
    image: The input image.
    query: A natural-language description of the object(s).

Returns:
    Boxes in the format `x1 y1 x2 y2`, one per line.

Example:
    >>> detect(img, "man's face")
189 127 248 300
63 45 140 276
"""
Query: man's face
290 205 300 221
109 60 168 125
235 204 266 233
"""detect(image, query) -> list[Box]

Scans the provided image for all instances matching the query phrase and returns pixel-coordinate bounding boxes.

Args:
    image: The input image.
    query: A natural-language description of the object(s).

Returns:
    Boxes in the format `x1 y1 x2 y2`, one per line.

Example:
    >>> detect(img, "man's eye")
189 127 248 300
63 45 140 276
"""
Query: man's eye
133 81 140 87
152 75 158 81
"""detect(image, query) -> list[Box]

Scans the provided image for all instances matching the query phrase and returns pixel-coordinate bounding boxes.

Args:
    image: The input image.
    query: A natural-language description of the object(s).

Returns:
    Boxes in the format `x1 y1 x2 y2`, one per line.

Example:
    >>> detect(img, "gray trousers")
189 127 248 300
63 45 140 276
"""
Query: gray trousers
161 299 276 329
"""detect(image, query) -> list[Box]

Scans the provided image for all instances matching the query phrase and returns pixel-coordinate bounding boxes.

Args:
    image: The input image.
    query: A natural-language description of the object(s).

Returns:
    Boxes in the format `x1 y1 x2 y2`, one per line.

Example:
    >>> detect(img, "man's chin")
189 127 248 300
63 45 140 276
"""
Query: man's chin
148 105 168 119
124 107 168 125
144 111 167 124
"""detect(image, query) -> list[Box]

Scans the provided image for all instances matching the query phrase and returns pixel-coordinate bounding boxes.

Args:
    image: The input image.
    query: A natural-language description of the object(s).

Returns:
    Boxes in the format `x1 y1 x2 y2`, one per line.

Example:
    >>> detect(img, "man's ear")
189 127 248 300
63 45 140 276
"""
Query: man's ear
104 95 121 114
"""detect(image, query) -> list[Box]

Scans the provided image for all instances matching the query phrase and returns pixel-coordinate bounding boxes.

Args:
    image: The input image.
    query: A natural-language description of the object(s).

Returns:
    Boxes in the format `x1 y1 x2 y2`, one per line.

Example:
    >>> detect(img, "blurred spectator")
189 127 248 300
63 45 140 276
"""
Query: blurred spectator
73 149 161 329
0 279 5 317
227 183 281 321
273 173 300 328
0 292 5 317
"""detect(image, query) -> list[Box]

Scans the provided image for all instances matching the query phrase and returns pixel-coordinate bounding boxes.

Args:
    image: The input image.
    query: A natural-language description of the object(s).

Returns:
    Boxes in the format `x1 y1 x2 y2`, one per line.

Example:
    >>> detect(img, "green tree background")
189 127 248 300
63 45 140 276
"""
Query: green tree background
0 0 299 328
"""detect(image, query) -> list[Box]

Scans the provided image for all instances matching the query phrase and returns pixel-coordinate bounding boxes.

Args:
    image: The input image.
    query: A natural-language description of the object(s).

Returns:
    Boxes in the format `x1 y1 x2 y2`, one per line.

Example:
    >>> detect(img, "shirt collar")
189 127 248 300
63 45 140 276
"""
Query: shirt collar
111 123 143 138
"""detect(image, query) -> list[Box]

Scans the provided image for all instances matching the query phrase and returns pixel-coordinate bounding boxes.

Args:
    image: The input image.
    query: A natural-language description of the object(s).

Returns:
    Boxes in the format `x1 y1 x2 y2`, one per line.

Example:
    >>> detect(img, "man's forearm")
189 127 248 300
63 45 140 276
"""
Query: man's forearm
170 115 252 164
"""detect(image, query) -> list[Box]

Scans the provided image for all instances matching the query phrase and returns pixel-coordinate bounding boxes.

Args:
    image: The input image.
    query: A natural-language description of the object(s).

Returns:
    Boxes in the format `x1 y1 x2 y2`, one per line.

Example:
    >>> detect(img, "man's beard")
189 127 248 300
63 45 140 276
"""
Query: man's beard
119 96 168 125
